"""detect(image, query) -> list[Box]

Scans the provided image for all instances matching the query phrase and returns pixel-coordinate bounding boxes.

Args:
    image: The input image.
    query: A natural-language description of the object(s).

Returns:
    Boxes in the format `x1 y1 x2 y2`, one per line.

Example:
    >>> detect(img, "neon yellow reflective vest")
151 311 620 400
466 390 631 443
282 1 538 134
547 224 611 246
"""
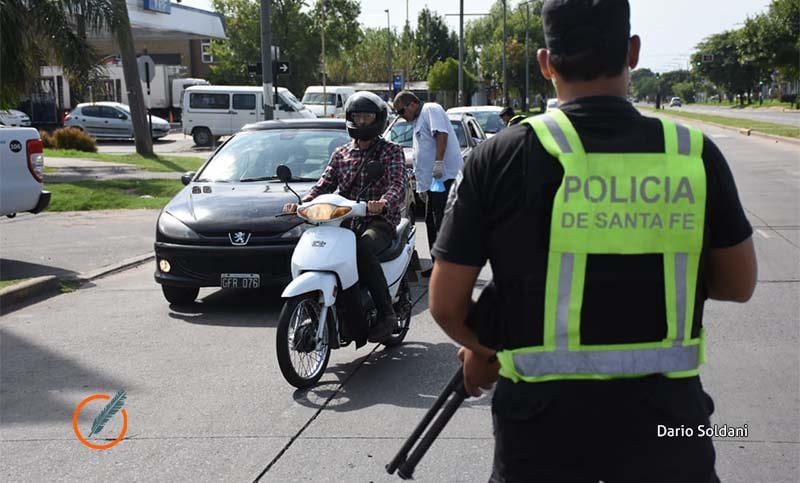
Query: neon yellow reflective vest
496 108 707 383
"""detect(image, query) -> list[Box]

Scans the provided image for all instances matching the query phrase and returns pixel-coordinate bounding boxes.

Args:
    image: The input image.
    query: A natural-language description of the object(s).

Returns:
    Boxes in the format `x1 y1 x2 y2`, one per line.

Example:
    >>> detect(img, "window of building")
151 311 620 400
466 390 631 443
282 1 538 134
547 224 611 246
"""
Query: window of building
201 39 215 64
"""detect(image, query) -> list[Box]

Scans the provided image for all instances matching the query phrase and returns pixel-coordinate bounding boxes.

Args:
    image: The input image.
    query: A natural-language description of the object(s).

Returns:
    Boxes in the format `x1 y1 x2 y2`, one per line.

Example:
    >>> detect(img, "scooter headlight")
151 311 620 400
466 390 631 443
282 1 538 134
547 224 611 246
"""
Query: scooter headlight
297 203 351 222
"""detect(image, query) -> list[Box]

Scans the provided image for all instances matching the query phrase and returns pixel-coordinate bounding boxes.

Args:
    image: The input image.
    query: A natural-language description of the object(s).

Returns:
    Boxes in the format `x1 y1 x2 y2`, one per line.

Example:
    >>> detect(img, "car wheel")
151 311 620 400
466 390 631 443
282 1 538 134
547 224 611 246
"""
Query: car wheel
161 285 199 305
192 127 213 147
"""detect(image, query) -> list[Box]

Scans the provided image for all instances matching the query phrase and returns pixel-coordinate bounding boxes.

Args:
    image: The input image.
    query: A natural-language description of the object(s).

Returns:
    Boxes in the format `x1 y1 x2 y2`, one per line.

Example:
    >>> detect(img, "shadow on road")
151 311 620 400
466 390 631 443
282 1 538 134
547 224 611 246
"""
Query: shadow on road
291 341 490 413
0 258 78 281
166 285 284 327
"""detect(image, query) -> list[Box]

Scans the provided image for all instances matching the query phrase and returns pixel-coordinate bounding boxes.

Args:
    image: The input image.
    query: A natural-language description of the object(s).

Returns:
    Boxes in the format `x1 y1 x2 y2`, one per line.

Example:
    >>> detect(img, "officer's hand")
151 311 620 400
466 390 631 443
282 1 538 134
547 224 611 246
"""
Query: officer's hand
283 203 298 214
367 199 387 215
432 159 444 179
458 347 500 398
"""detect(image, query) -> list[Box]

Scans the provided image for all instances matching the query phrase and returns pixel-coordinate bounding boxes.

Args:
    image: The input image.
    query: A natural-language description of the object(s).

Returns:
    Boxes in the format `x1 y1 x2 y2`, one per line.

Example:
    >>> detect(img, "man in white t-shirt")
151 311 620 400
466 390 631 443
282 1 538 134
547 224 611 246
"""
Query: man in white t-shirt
393 91 463 276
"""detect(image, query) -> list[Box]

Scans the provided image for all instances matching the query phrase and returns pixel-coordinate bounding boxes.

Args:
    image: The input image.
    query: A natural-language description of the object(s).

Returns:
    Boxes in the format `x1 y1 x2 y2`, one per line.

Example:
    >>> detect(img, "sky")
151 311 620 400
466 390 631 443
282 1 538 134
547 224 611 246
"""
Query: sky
179 0 771 73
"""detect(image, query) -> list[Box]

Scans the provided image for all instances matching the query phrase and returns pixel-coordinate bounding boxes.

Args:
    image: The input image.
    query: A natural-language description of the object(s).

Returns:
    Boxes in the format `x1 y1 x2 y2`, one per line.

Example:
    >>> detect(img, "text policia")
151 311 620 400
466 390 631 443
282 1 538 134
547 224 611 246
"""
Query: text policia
559 174 698 231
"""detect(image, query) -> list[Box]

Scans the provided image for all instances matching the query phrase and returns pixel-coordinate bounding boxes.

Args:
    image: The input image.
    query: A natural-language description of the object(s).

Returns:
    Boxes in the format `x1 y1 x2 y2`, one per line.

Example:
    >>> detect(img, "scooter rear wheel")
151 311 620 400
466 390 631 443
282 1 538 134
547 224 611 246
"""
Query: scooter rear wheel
383 275 412 347
276 293 331 389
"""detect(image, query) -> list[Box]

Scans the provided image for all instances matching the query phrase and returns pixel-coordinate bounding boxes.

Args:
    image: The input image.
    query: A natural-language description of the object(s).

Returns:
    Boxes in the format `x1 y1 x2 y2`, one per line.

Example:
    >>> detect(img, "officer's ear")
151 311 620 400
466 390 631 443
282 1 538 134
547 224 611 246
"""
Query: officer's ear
627 35 641 70
537 48 555 80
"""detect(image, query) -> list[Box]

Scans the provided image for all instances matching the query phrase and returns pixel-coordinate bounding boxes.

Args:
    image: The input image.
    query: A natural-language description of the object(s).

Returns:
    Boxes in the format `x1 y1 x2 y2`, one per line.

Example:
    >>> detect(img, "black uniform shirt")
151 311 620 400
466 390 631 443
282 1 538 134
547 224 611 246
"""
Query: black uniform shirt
431 97 752 406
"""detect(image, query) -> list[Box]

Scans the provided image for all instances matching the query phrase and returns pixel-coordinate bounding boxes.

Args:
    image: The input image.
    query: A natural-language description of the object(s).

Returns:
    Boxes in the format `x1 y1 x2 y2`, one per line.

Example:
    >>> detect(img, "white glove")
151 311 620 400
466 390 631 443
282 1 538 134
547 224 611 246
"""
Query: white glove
432 159 444 179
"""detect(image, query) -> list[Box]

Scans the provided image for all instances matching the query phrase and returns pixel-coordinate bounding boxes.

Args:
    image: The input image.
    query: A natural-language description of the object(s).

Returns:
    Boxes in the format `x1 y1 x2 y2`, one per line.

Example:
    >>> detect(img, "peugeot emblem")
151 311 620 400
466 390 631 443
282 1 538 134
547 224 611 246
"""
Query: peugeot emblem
229 231 251 246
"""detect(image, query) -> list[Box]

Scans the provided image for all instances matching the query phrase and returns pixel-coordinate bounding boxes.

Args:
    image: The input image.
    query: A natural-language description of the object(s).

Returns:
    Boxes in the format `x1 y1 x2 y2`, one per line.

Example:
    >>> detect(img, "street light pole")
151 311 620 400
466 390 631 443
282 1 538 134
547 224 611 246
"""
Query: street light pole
321 0 327 117
524 2 529 112
458 0 464 106
385 9 392 96
260 0 273 121
502 0 508 106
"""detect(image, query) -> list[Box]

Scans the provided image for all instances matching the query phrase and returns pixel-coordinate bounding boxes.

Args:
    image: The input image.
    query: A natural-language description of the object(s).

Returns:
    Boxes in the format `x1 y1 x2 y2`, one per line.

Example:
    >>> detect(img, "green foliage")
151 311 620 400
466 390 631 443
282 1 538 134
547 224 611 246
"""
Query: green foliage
0 0 115 108
671 81 697 103
428 58 477 96
52 128 97 152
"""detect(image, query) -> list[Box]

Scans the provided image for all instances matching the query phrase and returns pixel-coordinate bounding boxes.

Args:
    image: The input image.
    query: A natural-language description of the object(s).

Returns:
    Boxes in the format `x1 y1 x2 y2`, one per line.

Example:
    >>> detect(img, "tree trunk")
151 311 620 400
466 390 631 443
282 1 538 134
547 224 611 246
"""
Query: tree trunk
111 0 153 157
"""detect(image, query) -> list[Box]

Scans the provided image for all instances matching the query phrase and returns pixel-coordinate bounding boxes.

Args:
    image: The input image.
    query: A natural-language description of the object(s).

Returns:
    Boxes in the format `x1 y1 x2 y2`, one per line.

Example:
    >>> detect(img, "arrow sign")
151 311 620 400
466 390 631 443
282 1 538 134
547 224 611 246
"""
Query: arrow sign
273 61 290 75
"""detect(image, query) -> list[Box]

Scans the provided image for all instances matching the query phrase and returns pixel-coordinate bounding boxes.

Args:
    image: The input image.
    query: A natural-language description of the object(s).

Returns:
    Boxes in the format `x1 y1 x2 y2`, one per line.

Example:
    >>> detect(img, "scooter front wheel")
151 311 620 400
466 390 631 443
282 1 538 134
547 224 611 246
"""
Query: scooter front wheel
276 293 331 389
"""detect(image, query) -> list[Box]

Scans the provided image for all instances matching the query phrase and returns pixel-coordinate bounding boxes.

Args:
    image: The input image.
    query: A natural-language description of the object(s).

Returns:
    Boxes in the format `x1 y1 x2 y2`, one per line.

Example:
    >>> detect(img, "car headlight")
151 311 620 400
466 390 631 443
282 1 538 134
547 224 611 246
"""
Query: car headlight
279 223 308 239
158 212 200 240
297 203 351 222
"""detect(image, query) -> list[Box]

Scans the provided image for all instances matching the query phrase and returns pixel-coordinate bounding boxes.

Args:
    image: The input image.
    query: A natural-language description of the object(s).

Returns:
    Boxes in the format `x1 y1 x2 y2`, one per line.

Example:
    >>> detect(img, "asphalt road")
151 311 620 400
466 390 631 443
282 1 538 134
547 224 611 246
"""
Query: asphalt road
0 118 798 482
662 103 800 127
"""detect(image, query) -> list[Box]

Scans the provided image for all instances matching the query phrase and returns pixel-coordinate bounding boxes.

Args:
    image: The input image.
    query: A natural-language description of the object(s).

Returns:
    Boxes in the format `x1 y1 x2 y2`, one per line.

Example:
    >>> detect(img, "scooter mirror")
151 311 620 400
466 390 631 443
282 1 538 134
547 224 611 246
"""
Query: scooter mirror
276 165 292 183
365 161 383 182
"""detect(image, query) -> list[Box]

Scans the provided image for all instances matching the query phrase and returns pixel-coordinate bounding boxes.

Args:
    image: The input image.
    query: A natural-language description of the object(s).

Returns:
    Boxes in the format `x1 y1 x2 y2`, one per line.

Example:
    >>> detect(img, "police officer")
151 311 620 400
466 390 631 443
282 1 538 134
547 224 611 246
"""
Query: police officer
428 1 757 481
499 106 525 127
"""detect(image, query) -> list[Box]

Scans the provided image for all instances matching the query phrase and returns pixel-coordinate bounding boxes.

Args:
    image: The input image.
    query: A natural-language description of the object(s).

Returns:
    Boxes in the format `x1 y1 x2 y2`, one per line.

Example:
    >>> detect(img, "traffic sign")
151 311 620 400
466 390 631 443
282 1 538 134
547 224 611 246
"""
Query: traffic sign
393 74 403 92
274 61 290 75
701 54 714 63
137 55 156 83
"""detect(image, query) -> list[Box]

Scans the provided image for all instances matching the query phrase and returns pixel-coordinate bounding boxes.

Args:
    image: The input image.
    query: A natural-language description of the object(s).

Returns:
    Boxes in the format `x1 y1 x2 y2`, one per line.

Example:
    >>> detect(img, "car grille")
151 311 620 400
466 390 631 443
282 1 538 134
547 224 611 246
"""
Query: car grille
174 253 291 278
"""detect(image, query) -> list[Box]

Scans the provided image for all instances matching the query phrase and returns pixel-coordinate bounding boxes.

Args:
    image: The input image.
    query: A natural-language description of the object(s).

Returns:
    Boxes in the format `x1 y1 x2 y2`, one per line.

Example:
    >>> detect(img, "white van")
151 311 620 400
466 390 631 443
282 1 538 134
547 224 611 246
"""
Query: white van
182 85 315 146
301 85 355 118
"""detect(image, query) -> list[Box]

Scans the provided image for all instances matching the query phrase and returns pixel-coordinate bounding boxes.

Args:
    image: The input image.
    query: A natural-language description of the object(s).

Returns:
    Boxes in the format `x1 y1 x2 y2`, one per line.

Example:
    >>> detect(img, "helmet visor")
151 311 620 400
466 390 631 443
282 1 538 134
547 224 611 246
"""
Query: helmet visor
351 112 376 126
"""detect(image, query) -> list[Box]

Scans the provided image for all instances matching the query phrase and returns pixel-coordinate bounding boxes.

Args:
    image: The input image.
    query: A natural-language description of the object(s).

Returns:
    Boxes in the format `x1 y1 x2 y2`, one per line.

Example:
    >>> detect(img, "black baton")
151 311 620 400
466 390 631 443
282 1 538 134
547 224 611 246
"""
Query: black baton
386 367 469 479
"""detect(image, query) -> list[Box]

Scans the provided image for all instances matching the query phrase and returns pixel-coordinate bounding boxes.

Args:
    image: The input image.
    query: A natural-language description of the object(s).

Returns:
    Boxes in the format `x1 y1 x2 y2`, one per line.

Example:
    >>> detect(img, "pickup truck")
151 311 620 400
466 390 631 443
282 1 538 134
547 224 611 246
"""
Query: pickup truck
0 127 50 218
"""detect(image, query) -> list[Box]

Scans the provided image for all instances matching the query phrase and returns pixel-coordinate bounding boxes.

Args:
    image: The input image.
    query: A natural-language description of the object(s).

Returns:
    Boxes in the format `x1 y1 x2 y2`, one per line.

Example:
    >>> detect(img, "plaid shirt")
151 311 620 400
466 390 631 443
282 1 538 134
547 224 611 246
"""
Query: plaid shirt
303 138 407 227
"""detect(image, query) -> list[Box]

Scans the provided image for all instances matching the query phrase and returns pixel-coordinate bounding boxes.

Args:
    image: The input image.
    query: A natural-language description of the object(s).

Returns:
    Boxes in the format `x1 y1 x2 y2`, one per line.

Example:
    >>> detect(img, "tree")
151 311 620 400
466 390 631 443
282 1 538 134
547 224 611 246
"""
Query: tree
0 0 114 107
693 31 754 105
428 57 476 97
413 8 458 80
630 68 658 101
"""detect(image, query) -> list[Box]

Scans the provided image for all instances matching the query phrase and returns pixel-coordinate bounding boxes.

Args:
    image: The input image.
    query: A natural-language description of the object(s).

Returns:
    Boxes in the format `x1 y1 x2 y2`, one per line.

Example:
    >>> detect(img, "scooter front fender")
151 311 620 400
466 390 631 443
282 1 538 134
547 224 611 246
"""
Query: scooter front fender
281 271 338 307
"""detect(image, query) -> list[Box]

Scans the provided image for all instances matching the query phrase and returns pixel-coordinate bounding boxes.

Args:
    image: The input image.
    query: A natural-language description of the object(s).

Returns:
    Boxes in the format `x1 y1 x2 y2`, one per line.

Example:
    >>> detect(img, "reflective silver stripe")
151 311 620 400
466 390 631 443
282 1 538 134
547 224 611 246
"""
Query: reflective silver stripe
677 123 691 155
556 253 574 350
512 344 700 376
674 253 688 346
544 116 573 154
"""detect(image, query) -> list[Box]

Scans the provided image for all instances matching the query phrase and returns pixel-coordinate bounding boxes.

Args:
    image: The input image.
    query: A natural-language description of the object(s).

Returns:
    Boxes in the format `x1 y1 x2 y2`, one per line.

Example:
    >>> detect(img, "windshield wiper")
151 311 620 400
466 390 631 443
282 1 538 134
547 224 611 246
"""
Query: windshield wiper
239 176 280 182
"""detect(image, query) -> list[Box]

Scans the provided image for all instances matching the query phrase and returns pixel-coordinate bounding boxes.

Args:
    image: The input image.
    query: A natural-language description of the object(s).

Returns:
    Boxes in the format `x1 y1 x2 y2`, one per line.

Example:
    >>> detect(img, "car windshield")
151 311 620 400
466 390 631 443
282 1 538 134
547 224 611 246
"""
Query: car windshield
385 119 414 148
195 128 351 183
472 111 505 134
301 93 336 105
450 120 467 147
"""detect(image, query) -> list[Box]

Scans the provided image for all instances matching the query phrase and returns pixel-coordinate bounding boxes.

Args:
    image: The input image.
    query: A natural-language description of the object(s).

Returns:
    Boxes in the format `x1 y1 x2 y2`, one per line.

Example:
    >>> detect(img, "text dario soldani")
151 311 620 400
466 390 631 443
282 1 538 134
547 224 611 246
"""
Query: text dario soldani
658 423 749 438
560 175 698 230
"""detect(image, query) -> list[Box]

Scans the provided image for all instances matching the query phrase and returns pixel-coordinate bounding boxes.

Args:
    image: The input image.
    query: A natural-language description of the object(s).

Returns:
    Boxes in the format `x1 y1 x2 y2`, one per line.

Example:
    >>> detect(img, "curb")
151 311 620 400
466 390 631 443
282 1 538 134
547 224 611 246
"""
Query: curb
646 110 800 146
0 253 154 315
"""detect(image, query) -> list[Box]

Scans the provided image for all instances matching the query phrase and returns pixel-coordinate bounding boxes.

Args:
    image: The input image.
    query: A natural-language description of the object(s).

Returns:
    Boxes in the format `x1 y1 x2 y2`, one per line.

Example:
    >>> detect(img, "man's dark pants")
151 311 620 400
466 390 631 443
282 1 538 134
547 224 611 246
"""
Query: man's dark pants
489 376 720 483
355 218 395 317
424 178 454 257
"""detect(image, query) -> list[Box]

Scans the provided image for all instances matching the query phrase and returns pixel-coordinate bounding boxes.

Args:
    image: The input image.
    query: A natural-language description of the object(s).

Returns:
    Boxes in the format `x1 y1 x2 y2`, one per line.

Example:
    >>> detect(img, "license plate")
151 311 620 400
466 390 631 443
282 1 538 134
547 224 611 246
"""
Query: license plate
220 273 260 289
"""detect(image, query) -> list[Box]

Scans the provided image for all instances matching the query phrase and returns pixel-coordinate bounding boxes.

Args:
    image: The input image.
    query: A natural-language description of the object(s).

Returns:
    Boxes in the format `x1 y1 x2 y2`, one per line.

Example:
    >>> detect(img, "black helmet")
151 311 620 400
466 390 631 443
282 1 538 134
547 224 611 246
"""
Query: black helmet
345 91 388 141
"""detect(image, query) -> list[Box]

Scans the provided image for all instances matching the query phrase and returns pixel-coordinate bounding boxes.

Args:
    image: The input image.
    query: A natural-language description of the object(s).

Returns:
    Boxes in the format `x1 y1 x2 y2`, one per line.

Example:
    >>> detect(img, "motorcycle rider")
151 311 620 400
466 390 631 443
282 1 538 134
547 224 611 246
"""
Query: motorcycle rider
283 91 407 344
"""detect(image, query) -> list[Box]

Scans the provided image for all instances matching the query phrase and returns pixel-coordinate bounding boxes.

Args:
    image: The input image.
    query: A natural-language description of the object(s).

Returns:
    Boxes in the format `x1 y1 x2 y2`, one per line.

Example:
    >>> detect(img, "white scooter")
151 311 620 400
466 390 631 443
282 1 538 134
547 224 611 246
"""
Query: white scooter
275 163 416 389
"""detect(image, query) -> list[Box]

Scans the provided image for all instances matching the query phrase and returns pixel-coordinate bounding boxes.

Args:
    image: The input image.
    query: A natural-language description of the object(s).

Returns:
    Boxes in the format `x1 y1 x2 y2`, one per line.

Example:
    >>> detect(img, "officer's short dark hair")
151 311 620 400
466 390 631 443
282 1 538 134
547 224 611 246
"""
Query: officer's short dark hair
499 107 514 118
542 0 631 82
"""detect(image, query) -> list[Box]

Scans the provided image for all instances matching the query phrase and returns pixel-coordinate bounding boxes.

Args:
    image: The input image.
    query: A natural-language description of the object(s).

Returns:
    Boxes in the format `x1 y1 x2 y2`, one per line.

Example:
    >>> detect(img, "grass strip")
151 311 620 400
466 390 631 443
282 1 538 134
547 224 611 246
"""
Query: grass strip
640 107 799 138
44 149 206 172
47 179 183 211
0 279 30 290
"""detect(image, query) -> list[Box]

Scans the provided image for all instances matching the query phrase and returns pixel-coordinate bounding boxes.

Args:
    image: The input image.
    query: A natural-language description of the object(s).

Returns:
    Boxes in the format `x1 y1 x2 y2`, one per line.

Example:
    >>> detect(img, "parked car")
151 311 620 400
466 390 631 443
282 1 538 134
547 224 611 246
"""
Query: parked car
153 119 416 304
546 98 559 111
670 97 682 107
446 105 506 137
64 101 171 140
0 127 50 217
0 109 31 127
383 112 486 206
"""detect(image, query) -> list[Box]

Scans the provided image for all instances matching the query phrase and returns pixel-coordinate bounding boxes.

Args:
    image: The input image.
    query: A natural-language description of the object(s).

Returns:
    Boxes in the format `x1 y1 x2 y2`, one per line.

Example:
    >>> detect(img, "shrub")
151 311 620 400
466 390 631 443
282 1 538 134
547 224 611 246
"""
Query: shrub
52 127 97 152
39 129 55 148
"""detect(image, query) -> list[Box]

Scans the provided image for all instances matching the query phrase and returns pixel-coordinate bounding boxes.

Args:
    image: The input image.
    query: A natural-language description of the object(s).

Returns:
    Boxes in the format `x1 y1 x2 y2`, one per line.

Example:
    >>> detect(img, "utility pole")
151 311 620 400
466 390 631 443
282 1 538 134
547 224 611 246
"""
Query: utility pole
524 2 530 113
111 0 152 157
385 9 392 96
458 0 464 106
260 0 273 120
502 0 508 106
322 0 327 116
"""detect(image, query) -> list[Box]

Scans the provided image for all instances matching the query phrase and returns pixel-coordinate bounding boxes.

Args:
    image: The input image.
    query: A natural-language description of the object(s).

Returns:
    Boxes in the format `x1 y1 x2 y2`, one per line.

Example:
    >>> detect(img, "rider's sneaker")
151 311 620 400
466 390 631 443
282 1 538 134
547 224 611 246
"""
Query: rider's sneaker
368 312 397 343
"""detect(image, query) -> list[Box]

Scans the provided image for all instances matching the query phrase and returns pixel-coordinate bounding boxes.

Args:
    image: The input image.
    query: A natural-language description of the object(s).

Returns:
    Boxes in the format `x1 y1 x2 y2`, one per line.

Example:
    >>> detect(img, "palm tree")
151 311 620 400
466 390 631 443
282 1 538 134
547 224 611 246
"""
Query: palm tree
0 0 114 107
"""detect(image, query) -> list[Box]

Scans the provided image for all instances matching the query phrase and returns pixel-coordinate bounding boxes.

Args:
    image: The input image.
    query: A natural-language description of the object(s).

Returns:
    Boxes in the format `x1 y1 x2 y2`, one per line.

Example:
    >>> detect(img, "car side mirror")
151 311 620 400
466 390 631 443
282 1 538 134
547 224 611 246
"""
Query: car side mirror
181 171 196 185
279 104 293 112
473 137 482 145
276 164 292 183
118 113 127 120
